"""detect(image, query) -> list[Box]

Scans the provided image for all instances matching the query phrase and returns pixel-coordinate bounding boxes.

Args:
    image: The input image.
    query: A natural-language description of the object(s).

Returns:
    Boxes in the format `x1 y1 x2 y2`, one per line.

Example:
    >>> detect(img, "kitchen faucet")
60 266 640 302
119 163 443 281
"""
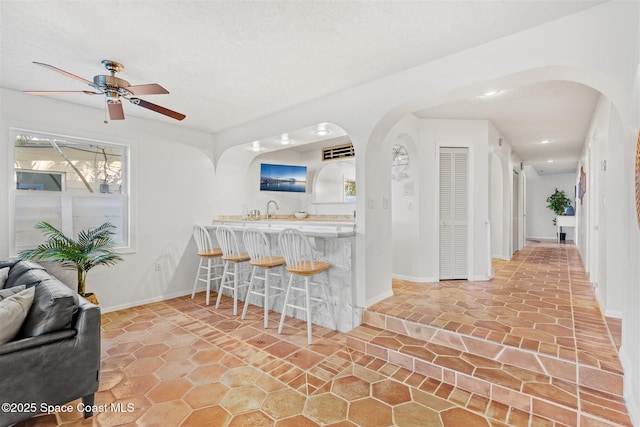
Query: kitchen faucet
266 200 279 220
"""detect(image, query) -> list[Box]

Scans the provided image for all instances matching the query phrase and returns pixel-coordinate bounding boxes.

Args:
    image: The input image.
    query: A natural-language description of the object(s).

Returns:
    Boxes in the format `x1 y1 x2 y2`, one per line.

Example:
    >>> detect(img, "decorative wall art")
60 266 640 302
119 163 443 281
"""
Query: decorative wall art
260 163 307 193
579 166 587 204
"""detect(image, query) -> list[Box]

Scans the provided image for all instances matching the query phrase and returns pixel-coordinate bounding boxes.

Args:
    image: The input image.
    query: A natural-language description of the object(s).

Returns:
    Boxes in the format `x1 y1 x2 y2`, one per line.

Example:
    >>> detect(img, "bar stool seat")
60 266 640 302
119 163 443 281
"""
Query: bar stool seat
215 225 251 315
284 260 329 276
241 228 286 328
191 224 224 305
277 228 334 344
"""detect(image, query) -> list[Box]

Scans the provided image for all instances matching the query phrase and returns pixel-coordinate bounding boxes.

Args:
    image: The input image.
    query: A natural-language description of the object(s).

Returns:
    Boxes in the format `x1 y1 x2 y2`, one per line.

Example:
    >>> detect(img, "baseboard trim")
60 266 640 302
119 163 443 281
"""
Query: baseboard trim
391 274 437 283
365 289 394 308
100 288 197 313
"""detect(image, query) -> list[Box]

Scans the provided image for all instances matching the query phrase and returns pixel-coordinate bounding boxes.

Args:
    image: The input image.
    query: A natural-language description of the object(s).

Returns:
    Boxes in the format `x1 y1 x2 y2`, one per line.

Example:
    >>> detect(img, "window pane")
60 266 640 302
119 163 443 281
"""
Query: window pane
14 132 125 194
15 193 63 248
72 195 127 246
11 129 130 251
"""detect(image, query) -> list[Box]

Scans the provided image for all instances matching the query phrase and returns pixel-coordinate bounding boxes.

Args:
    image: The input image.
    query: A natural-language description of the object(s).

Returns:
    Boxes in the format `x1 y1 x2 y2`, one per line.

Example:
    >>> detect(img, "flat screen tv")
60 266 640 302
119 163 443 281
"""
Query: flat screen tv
260 163 307 193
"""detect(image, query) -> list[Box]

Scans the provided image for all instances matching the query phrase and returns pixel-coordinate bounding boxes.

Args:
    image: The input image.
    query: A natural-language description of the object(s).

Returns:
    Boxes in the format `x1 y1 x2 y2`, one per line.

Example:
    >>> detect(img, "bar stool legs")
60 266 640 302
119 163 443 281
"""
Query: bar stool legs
216 259 249 316
241 264 285 328
241 228 286 328
277 228 334 345
277 271 333 345
191 224 223 306
215 225 250 316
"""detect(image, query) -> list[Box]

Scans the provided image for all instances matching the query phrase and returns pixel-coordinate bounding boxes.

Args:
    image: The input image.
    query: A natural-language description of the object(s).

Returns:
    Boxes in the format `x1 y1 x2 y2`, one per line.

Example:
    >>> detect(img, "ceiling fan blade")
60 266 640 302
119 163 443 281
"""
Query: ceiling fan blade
24 90 102 95
129 98 186 121
32 61 93 85
108 100 125 120
125 83 169 95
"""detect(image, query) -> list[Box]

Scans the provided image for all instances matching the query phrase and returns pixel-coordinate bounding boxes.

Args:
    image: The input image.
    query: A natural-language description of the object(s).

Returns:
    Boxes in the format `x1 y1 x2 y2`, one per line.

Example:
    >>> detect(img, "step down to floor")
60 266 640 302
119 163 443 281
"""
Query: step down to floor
346 310 631 426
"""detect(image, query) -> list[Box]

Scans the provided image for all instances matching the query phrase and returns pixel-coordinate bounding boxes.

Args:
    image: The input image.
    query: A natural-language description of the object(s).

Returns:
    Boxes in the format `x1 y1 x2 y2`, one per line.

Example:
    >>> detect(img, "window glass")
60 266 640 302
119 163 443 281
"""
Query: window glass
11 129 129 251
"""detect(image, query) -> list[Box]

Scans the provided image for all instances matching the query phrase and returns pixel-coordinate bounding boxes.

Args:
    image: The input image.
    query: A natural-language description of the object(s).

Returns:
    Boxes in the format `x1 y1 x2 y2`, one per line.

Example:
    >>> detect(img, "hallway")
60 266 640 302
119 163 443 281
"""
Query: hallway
17 242 631 426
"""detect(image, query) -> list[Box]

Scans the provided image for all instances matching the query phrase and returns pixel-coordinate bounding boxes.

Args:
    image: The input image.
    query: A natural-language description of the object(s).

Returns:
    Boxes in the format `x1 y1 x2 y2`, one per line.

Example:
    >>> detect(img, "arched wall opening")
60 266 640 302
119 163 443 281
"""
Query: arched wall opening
214 122 356 219
361 65 630 310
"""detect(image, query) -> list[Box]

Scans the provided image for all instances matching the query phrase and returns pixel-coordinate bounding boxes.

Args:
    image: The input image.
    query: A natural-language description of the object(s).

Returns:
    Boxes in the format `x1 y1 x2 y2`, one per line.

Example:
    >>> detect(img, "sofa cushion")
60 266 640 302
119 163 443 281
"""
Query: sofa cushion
19 277 79 338
4 261 47 289
0 287 35 345
0 285 26 299
0 267 8 288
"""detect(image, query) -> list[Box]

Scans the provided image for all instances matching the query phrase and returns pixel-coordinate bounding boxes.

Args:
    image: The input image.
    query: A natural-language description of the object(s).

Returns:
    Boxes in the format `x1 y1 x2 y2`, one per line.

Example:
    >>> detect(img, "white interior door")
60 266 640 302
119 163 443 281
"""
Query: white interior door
439 147 468 280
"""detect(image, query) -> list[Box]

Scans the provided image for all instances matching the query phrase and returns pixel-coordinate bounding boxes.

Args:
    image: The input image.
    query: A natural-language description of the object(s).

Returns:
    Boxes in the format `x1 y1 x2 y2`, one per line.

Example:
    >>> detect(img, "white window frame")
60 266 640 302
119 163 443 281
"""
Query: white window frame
8 128 135 255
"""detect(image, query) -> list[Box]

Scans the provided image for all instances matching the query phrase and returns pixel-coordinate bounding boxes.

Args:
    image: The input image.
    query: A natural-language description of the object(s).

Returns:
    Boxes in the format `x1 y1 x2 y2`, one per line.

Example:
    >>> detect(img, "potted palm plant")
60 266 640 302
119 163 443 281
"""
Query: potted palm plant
18 221 123 303
546 188 572 241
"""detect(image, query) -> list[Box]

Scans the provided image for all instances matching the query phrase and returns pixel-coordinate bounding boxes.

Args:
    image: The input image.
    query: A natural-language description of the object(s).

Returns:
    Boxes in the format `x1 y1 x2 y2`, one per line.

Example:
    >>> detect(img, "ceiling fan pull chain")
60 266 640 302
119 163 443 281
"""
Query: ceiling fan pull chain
104 98 108 124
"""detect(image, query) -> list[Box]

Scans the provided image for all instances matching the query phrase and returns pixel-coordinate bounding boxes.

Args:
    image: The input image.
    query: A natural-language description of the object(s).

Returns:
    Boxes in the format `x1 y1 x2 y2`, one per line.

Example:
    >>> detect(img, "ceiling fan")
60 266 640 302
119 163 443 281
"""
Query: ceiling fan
24 59 186 121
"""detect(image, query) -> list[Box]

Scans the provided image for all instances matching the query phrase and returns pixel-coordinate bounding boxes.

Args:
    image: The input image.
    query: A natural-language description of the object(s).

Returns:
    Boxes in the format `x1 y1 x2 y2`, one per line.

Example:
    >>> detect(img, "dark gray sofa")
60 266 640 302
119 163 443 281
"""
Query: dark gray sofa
0 259 101 427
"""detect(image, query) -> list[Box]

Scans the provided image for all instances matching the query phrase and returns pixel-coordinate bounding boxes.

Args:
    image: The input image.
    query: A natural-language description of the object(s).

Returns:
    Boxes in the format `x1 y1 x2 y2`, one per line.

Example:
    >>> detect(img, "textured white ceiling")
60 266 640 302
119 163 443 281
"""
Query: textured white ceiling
414 80 601 174
0 1 604 174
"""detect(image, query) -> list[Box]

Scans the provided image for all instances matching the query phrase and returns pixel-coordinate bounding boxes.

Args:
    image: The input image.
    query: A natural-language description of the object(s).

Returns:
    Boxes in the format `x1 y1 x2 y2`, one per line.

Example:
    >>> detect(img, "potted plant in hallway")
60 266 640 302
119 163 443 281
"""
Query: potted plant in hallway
18 221 123 303
546 188 572 241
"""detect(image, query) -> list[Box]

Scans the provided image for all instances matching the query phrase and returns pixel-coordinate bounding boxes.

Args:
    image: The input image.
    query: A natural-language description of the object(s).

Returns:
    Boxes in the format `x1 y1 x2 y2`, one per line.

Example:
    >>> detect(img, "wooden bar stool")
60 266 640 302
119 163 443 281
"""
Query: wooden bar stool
215 225 250 315
191 224 223 305
277 228 334 344
241 228 286 328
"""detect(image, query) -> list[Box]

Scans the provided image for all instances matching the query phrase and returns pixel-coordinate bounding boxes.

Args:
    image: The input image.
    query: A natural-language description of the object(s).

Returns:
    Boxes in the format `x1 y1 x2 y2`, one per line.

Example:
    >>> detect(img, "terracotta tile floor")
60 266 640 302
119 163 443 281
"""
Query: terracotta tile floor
347 242 631 426
15 242 631 426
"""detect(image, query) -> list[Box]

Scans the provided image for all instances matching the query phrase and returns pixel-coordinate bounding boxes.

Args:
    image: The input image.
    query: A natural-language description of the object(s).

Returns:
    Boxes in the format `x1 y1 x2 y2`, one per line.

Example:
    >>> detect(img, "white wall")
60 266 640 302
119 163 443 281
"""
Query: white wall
390 117 422 281
0 88 216 311
488 123 516 260
388 116 493 282
525 169 577 241
622 26 640 421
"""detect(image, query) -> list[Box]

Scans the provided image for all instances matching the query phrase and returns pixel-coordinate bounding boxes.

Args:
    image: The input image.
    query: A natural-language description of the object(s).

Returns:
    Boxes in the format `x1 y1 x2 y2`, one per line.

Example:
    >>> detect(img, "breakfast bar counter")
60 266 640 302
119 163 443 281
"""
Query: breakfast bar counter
206 215 360 332
211 214 356 238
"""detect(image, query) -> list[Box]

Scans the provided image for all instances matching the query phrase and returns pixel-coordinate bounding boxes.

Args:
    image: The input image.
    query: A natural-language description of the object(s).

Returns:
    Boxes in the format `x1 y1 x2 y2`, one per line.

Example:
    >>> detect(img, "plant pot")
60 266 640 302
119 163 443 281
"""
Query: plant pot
82 293 99 305
559 232 566 242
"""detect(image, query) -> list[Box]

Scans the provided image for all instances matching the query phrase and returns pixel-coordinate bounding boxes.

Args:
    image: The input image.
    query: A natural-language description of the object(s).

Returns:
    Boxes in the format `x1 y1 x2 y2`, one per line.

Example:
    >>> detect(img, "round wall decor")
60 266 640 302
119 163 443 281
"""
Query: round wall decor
392 144 409 180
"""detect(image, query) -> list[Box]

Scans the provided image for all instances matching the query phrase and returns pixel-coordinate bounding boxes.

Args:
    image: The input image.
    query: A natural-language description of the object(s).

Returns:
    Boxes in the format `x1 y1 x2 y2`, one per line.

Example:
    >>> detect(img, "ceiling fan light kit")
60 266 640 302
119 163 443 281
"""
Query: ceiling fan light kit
25 59 186 122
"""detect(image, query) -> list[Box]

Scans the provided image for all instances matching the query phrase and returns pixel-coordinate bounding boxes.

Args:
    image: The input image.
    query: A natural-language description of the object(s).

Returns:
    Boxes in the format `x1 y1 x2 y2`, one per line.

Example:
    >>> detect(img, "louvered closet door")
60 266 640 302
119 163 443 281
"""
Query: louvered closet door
439 147 468 280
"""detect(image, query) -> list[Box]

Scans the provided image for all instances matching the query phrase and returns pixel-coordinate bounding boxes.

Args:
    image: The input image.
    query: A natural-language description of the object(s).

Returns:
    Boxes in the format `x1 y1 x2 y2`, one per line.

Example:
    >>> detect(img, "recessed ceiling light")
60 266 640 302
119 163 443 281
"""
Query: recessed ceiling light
313 123 330 136
280 133 291 145
547 159 554 163
481 89 501 97
540 139 551 144
250 140 263 152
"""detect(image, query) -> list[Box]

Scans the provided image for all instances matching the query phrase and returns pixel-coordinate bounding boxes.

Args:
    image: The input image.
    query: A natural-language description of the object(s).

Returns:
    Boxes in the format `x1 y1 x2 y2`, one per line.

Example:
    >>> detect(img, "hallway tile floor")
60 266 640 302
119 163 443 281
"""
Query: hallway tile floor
15 242 631 426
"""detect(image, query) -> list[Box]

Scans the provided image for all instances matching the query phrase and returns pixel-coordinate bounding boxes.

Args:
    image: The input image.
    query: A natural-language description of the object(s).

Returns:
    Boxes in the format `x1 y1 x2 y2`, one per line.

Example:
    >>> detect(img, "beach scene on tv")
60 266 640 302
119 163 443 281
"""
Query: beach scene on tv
260 163 307 193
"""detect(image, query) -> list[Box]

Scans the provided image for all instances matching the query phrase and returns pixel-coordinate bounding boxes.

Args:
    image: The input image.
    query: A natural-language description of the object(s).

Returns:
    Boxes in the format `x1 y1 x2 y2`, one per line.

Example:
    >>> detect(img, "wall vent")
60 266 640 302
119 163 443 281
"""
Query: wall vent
322 143 355 161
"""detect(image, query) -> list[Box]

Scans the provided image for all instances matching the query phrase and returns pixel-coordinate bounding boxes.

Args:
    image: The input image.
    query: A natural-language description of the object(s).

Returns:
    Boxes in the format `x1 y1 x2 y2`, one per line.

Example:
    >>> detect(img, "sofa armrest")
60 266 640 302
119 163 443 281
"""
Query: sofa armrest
0 296 101 426
72 296 101 373
0 330 76 356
